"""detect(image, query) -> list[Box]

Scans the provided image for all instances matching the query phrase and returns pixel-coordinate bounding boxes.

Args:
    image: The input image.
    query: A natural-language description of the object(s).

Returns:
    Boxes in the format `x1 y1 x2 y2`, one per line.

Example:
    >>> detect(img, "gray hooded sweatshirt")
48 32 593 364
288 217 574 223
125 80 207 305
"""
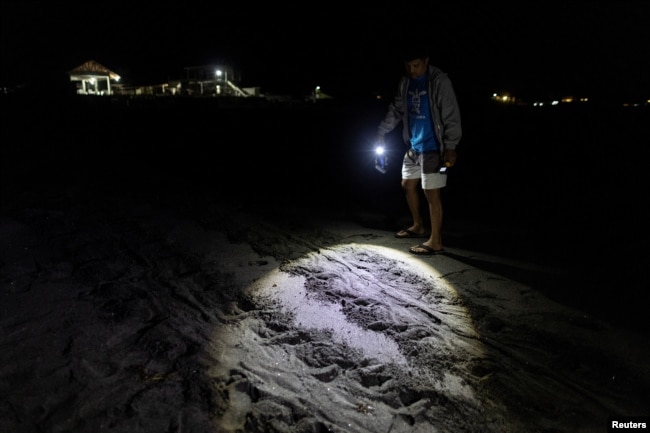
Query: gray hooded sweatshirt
378 65 462 153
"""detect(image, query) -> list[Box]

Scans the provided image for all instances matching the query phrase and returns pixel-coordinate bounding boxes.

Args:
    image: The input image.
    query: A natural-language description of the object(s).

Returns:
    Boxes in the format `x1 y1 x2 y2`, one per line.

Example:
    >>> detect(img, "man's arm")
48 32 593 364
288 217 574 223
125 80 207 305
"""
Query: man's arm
438 77 462 150
377 80 405 138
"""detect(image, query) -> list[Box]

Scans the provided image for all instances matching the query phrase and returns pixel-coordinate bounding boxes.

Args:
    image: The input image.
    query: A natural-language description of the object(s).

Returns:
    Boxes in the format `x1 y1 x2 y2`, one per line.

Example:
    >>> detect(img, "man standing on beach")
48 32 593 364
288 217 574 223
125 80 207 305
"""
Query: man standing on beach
376 45 462 255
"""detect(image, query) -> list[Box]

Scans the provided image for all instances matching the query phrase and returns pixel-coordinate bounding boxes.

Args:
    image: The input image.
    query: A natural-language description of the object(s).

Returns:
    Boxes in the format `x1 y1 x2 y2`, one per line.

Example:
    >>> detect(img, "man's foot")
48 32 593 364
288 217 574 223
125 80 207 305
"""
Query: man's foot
409 243 445 255
395 229 429 239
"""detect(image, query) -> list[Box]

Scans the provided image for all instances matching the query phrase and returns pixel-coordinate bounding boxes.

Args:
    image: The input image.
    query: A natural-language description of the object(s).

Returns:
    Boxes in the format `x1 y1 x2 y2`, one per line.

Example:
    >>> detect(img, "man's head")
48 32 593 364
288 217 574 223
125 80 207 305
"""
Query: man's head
404 57 429 79
402 46 430 79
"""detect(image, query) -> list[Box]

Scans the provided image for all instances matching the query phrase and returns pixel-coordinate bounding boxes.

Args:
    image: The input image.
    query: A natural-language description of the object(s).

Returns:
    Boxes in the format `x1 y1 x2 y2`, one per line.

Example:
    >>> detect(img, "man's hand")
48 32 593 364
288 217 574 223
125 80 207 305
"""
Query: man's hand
443 149 457 167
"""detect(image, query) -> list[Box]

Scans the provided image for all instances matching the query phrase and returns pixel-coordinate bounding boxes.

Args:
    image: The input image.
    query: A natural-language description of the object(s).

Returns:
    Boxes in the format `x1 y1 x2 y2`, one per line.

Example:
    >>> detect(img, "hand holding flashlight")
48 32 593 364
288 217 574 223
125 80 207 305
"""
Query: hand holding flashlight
375 145 387 174
374 135 388 174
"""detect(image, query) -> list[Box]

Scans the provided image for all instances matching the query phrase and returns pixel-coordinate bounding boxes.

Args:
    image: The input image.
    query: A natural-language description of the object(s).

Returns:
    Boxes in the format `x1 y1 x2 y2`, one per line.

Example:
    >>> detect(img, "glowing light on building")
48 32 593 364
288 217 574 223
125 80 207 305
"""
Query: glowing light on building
491 93 516 104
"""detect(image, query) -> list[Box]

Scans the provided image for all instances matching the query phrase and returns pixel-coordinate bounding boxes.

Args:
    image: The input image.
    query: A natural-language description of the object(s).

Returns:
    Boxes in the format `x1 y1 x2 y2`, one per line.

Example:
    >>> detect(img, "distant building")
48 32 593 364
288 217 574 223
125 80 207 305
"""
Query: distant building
68 60 121 95
169 65 251 97
68 60 258 99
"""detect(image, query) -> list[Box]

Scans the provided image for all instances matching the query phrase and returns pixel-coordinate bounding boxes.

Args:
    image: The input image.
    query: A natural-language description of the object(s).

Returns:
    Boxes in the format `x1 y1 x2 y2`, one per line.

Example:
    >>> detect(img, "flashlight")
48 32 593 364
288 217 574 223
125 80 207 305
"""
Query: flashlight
375 145 387 174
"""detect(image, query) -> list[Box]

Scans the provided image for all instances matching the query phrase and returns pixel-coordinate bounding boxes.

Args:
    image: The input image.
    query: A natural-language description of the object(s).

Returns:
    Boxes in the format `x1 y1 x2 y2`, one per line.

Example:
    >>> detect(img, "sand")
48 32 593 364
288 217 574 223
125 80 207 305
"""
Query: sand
1 94 649 432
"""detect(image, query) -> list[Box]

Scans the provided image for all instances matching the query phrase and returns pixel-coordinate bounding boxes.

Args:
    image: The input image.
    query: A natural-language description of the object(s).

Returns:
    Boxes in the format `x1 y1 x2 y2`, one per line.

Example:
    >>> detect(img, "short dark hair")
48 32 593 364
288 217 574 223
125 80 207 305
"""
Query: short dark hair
401 45 430 62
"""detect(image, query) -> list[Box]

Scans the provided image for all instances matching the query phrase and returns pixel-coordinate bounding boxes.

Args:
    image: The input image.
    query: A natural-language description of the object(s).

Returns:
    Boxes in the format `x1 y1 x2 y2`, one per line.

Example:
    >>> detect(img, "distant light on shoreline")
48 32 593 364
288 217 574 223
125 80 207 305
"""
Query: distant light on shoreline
492 91 648 108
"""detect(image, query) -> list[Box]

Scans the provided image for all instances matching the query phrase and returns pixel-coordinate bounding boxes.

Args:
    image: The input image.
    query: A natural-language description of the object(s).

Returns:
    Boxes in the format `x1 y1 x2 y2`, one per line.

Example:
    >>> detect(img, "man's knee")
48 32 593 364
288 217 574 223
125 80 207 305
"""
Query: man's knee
423 188 442 201
401 178 420 191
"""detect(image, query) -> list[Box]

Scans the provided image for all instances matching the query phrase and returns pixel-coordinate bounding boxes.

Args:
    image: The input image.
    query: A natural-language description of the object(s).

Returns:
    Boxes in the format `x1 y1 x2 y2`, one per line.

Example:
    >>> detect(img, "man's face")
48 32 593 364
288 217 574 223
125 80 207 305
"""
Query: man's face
404 57 429 79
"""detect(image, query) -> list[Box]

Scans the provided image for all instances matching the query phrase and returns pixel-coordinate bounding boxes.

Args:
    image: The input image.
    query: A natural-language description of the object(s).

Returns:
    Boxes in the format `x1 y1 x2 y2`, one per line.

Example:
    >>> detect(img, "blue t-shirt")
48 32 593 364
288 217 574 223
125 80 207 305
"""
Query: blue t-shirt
407 74 438 152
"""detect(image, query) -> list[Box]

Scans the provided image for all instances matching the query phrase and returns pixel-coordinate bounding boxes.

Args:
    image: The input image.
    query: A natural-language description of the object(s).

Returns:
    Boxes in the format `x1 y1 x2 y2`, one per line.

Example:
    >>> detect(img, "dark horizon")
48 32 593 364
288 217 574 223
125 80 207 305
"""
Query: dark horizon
2 2 649 100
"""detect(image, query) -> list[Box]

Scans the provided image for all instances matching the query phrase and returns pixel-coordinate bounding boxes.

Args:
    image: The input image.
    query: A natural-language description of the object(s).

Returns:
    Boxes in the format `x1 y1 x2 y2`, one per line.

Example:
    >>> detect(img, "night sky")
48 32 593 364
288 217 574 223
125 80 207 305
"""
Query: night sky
1 1 649 101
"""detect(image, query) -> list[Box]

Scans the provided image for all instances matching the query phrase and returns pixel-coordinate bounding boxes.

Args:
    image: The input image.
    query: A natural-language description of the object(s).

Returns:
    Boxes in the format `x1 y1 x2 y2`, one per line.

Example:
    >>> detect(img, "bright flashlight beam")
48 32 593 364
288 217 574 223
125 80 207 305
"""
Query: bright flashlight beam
374 145 387 174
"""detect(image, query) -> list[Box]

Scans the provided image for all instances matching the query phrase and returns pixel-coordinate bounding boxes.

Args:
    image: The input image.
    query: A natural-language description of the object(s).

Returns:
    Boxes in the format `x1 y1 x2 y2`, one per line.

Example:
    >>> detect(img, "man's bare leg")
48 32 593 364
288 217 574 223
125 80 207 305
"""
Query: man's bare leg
410 188 443 252
395 178 427 237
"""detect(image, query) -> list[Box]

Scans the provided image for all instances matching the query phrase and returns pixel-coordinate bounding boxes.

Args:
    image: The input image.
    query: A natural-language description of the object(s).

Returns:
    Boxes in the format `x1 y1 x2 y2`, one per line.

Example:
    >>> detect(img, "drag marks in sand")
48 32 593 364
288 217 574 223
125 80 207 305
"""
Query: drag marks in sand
210 243 497 432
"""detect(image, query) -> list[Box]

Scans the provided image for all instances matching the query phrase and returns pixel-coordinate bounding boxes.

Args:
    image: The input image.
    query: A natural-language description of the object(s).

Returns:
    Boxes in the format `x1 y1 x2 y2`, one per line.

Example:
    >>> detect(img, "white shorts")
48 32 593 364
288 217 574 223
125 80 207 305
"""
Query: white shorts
402 152 447 190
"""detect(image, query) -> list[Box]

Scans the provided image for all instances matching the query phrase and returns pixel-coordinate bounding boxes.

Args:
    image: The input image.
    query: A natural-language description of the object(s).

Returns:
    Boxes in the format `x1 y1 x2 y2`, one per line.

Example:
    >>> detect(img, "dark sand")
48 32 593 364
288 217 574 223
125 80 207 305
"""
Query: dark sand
2 94 648 432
